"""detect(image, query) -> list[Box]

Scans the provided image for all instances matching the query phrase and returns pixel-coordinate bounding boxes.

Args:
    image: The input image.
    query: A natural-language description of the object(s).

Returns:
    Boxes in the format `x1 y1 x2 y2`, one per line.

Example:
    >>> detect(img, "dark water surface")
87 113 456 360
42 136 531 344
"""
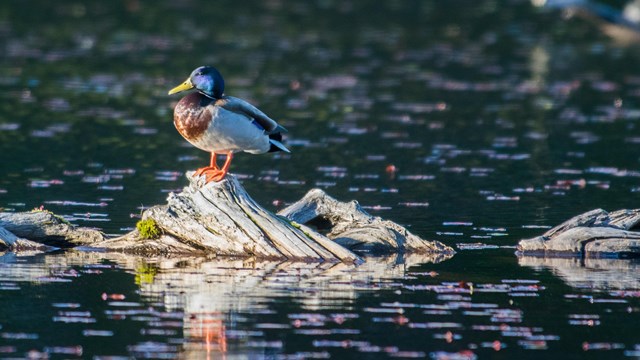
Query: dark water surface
2 0 640 358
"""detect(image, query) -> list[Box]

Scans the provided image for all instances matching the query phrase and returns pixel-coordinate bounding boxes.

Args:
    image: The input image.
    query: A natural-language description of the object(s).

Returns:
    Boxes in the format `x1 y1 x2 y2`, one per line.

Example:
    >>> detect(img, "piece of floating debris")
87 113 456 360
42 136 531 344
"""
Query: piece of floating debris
517 208 640 258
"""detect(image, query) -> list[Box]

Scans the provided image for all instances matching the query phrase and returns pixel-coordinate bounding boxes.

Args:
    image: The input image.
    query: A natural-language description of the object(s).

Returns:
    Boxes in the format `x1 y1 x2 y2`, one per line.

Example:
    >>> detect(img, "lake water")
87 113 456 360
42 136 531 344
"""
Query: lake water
1 0 640 358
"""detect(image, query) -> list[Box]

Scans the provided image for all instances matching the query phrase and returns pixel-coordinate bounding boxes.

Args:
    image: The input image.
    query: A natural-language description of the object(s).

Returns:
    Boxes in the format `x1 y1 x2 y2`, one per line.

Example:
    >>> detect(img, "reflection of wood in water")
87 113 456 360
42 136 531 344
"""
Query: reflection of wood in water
185 312 227 356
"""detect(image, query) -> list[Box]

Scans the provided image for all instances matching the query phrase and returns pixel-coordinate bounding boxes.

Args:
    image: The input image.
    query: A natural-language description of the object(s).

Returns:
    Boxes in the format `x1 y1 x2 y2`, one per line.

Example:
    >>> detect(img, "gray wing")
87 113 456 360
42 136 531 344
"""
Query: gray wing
220 96 287 134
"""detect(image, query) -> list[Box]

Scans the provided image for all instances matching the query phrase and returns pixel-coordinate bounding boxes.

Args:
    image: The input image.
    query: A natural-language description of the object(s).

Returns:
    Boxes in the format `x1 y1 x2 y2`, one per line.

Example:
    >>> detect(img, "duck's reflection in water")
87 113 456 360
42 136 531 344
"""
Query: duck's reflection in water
0 250 450 358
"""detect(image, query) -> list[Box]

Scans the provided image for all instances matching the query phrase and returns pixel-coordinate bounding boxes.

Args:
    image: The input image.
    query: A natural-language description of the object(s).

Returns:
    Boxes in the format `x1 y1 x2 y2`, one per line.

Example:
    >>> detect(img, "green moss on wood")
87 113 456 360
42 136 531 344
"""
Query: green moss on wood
31 206 72 225
136 218 162 239
287 220 314 239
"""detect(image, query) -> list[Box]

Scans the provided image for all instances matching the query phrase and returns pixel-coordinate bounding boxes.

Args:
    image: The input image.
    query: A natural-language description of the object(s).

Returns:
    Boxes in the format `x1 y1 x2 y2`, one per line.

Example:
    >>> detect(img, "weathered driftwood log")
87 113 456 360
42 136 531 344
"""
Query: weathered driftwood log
279 189 453 255
0 173 453 262
95 173 361 262
517 208 640 258
0 211 103 251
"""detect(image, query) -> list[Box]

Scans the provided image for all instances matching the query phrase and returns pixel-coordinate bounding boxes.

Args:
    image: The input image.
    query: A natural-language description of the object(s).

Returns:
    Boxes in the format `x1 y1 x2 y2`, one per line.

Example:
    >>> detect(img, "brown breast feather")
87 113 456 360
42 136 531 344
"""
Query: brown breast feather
173 92 214 141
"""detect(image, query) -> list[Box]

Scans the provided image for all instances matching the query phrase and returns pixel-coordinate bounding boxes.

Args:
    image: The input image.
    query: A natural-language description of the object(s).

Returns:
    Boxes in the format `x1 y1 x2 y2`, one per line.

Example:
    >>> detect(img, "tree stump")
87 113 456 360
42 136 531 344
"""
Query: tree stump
0 173 454 262
517 208 640 258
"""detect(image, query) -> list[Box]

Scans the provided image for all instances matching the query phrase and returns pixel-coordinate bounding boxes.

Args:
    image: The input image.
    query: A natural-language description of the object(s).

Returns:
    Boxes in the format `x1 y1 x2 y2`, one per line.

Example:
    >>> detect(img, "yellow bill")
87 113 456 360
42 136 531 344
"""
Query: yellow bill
168 78 194 95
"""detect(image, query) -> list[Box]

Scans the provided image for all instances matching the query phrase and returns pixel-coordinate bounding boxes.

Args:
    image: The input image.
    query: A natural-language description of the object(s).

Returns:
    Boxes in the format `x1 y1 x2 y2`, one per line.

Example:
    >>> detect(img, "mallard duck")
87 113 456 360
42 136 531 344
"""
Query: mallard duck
168 66 290 183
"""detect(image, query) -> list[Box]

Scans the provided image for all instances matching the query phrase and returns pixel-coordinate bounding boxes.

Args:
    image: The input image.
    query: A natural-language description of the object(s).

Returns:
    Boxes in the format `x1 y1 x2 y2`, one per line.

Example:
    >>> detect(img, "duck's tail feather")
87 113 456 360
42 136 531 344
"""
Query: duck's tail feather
272 124 288 134
268 133 290 153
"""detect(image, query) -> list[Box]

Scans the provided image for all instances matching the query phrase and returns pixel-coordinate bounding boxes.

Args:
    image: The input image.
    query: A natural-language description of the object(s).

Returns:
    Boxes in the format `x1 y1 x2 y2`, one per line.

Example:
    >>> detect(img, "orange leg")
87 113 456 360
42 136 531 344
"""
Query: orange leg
204 153 233 183
194 153 233 183
194 152 219 176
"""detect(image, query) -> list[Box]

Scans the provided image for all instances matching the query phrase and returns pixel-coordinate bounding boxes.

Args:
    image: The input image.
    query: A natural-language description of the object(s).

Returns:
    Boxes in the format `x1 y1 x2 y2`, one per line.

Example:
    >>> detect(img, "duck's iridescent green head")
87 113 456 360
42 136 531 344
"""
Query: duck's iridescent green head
168 66 225 99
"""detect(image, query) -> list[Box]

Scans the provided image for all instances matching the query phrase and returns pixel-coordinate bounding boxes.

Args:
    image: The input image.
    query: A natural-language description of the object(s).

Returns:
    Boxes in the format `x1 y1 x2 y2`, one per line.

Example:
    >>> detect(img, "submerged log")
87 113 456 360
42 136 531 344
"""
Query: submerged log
0 173 454 262
517 208 640 258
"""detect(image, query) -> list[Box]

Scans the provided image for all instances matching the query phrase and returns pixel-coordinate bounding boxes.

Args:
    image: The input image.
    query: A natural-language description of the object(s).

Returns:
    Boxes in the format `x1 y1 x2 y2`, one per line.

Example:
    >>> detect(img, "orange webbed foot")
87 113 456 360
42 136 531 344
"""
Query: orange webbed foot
200 168 228 183
194 166 218 177
194 152 232 183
